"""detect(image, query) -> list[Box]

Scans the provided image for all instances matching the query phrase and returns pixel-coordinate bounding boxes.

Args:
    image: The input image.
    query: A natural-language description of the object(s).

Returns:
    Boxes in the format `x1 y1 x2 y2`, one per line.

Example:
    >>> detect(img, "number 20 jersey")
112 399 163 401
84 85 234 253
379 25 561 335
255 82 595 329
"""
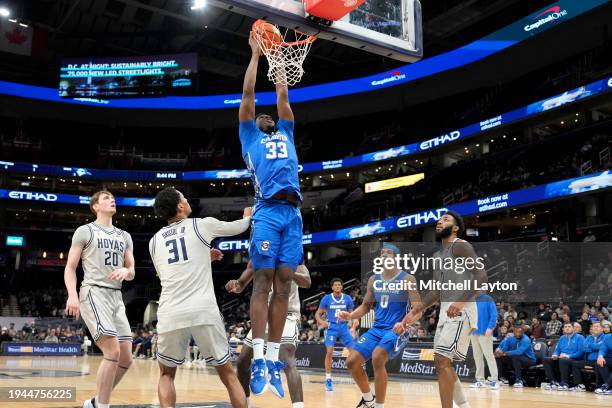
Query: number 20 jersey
239 119 302 202
149 217 250 333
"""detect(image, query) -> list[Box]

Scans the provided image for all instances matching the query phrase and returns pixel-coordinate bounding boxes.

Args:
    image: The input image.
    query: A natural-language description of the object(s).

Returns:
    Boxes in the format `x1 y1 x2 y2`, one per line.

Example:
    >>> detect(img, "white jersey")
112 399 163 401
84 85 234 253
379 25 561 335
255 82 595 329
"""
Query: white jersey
268 281 300 315
72 223 133 290
150 216 250 333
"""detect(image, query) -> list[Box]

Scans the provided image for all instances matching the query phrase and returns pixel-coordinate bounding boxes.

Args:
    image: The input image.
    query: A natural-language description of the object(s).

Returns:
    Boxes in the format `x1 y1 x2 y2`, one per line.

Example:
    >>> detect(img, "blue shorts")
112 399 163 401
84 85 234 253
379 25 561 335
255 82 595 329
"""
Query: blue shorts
352 326 403 362
324 325 354 348
249 200 303 271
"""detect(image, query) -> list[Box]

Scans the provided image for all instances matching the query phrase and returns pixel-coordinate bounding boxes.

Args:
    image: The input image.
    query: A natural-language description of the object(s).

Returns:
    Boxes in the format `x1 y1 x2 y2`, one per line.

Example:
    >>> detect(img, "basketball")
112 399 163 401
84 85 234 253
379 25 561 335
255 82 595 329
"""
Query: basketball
252 19 282 50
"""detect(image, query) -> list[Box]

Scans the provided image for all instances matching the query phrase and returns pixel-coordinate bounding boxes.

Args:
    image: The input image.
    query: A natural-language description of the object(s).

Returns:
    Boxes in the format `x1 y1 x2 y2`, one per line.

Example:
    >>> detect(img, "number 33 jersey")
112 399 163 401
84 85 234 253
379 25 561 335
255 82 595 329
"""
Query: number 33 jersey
72 223 134 290
149 217 251 333
239 119 302 202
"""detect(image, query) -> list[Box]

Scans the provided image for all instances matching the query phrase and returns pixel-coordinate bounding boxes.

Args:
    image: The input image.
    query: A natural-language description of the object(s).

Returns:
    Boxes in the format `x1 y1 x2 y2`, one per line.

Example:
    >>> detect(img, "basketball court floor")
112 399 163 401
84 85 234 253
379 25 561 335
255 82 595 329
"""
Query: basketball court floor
0 356 605 408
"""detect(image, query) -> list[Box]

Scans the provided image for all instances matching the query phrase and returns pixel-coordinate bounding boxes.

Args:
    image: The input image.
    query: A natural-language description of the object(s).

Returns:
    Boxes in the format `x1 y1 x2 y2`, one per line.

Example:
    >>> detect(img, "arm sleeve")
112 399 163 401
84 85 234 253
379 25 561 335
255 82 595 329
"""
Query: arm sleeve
71 225 92 248
552 338 562 357
239 120 258 146
277 119 295 143
497 338 508 352
199 217 251 240
487 301 498 330
507 338 530 356
599 338 609 358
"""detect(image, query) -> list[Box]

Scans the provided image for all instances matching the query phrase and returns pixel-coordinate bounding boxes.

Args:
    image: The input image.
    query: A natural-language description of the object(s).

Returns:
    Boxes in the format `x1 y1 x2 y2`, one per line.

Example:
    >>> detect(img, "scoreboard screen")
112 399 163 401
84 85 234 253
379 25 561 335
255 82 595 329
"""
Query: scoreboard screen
59 53 198 98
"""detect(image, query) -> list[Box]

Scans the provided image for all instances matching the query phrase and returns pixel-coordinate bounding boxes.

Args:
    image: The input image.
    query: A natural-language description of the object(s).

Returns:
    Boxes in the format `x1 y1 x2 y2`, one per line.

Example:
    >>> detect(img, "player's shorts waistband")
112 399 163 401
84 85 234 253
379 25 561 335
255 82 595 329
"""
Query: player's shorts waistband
259 196 301 208
82 284 122 291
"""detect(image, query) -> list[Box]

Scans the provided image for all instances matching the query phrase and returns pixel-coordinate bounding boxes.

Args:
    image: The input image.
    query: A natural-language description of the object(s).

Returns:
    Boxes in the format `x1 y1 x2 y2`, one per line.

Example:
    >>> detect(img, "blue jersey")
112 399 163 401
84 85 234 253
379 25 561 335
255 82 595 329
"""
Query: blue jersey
373 271 410 330
319 293 355 330
239 119 302 202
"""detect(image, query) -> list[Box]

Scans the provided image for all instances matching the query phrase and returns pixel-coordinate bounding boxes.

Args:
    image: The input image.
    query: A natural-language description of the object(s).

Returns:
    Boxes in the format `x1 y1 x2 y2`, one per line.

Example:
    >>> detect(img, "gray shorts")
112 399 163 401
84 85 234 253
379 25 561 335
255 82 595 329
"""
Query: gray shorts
157 322 230 368
79 285 131 343
243 313 299 349
434 315 473 362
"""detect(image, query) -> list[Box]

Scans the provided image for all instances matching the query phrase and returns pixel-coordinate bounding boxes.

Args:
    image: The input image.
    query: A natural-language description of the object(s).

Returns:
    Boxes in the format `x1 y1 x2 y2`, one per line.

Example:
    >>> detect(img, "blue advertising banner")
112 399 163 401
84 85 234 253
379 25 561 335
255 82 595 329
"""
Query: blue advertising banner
216 170 612 249
0 1 608 109
2 76 611 181
2 342 82 356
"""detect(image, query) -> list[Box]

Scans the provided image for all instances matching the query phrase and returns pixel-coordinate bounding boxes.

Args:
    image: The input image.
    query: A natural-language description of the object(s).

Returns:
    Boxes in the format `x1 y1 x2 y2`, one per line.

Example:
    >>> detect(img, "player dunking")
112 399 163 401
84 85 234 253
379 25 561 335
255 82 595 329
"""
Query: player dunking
338 243 420 408
226 261 310 408
149 187 251 408
315 278 358 391
64 191 135 408
240 33 303 397
401 211 485 408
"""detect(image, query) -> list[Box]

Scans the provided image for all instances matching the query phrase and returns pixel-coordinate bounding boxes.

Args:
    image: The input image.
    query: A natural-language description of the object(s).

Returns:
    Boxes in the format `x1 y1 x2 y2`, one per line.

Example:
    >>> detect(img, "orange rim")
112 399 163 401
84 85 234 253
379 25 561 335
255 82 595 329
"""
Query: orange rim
252 26 316 47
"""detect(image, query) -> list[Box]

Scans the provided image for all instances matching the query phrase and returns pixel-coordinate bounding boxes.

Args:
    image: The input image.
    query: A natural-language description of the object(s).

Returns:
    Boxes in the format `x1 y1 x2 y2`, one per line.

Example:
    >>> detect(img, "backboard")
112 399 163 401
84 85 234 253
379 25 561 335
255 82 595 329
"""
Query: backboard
206 0 423 62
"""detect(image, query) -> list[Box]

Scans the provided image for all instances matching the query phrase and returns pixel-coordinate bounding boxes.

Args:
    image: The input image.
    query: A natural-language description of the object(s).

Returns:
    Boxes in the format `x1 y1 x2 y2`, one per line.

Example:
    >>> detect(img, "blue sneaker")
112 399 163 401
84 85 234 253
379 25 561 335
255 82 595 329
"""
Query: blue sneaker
325 378 333 391
249 359 268 396
513 380 524 388
267 360 286 398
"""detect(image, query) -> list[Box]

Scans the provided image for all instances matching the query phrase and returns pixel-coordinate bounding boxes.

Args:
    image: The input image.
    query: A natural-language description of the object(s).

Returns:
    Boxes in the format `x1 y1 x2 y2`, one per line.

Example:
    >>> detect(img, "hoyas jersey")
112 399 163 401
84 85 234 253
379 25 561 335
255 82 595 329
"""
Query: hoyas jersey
72 223 133 290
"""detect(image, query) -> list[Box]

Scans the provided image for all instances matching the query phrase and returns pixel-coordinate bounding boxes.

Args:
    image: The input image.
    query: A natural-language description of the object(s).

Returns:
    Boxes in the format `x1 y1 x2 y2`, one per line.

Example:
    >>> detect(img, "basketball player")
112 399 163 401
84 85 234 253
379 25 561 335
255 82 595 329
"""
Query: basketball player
226 260 310 408
149 187 251 408
315 278 358 391
240 32 303 397
401 210 486 408
64 191 135 408
338 243 420 408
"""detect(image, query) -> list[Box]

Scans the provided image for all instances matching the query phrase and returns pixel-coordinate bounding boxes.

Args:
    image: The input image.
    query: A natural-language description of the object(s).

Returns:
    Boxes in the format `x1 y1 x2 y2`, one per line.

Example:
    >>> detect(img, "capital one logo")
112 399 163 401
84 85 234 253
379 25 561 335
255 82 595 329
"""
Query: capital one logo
524 6 568 32
9 191 58 202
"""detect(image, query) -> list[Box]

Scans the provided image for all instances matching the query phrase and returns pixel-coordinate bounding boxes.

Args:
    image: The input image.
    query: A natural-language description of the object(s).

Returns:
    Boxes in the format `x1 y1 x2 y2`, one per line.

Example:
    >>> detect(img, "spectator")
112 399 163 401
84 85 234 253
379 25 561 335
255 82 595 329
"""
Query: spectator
494 326 536 388
545 312 562 337
583 230 596 242
531 318 543 339
596 329 612 394
536 304 550 322
597 312 611 326
573 322 582 334
0 327 12 346
569 321 604 392
504 305 518 321
542 322 585 390
497 326 509 340
426 317 437 336
578 312 592 334
470 294 499 390
603 323 611 335
44 332 59 343
8 323 16 338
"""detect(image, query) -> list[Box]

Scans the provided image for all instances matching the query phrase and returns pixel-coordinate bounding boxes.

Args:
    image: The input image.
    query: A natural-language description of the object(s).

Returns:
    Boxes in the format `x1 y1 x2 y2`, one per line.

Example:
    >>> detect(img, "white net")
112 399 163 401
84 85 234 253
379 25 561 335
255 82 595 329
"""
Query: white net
252 23 315 87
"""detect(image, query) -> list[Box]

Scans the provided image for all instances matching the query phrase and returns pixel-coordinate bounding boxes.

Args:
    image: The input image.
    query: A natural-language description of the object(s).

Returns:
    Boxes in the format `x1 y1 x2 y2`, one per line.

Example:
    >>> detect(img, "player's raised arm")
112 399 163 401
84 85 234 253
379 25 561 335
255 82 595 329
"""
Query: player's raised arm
276 81 294 122
239 35 260 123
294 264 311 288
201 207 252 239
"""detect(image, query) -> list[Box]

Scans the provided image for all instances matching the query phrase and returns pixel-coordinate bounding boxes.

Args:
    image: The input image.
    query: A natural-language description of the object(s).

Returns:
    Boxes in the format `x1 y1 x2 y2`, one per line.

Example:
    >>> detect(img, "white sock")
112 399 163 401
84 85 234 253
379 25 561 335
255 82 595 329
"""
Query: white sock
326 373 332 380
266 342 280 362
292 403 304 408
362 391 374 402
375 404 384 408
246 397 252 408
97 403 109 408
253 338 265 361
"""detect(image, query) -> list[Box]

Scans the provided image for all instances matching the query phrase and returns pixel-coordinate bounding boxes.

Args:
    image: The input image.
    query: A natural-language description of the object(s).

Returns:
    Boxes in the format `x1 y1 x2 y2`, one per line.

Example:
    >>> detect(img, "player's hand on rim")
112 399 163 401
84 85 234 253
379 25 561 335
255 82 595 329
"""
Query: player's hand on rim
65 295 80 320
109 267 130 282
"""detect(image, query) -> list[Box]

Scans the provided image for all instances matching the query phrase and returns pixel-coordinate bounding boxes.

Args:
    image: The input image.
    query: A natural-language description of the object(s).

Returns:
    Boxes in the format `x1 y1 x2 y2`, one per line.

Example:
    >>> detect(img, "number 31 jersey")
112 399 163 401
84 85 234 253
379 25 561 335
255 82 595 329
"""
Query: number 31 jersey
239 119 302 202
72 223 133 290
149 217 250 333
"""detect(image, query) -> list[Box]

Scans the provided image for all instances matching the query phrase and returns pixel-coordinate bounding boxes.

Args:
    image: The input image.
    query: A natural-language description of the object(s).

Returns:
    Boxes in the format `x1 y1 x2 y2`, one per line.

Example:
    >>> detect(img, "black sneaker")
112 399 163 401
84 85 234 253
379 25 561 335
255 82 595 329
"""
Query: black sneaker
355 397 375 408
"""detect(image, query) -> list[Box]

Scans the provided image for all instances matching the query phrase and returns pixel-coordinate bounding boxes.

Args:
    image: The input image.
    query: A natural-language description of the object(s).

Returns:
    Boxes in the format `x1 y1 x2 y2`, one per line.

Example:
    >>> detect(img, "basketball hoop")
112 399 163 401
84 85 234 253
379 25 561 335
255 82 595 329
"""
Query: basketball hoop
251 19 316 87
